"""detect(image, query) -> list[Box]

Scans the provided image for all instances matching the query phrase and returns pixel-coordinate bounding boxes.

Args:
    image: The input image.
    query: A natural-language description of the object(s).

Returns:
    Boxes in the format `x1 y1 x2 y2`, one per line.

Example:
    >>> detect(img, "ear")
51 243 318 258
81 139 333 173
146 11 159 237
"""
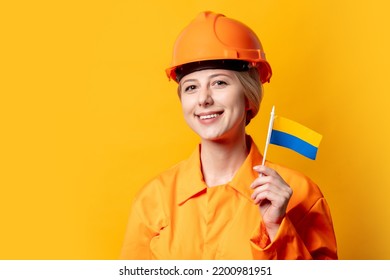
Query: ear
177 86 182 100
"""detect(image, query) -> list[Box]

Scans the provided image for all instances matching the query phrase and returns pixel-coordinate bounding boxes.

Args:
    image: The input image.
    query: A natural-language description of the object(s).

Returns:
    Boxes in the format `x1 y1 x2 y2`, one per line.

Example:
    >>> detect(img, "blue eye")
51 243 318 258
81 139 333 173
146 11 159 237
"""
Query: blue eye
212 80 228 87
184 85 197 92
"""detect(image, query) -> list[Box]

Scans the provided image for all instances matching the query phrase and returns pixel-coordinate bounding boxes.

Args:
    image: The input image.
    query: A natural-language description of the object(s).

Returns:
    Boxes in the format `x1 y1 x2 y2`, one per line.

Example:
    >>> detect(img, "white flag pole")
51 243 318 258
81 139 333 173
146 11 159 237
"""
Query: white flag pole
261 105 275 166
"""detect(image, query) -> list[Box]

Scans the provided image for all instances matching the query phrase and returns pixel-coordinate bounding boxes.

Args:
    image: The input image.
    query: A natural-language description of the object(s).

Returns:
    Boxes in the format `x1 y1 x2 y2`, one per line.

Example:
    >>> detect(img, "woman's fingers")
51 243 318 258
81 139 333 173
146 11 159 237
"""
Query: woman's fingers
250 165 293 208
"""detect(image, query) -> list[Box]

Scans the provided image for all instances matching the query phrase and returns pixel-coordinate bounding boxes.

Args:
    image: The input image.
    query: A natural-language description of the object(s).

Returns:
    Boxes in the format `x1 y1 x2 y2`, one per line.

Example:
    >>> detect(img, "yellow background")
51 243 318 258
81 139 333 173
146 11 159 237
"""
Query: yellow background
1 0 389 259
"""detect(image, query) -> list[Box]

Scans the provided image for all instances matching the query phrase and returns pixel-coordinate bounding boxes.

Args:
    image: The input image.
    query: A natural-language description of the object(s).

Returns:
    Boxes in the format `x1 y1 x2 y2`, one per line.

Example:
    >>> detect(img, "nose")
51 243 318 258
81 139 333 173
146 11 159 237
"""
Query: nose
198 86 213 107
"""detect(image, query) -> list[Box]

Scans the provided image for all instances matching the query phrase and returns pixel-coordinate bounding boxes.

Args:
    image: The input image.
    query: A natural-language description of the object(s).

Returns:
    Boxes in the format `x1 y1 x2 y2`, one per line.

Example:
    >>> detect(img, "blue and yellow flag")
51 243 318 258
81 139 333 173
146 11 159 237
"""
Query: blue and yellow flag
270 116 323 160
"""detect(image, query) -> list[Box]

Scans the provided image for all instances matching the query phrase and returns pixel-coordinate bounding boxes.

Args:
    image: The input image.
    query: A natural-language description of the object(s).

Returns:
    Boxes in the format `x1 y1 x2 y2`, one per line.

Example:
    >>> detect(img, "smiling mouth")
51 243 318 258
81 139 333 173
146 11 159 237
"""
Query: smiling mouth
196 112 223 120
199 113 221 120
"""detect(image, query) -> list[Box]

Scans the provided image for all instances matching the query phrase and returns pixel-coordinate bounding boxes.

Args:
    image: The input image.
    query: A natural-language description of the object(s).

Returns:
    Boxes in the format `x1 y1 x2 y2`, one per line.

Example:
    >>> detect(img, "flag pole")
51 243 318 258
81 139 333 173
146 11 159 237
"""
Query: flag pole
262 105 275 166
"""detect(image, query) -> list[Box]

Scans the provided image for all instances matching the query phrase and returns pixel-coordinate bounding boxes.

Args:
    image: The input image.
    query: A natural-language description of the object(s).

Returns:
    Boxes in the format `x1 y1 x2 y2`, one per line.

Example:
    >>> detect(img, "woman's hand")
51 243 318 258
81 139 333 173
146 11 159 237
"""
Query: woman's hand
250 165 293 241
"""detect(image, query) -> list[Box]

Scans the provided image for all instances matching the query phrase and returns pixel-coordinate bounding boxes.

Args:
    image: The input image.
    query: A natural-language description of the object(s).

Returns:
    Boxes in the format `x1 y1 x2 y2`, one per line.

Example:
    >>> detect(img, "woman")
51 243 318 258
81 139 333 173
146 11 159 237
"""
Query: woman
120 11 338 259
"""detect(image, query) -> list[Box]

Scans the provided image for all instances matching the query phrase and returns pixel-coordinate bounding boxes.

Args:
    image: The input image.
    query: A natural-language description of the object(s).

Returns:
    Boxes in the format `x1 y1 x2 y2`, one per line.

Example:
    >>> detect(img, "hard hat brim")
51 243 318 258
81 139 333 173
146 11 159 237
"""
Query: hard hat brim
173 59 251 82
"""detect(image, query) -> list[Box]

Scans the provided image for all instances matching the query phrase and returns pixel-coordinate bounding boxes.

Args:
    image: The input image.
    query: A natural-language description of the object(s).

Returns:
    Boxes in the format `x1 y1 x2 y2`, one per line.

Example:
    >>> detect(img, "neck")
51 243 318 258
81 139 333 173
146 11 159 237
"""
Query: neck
200 134 250 187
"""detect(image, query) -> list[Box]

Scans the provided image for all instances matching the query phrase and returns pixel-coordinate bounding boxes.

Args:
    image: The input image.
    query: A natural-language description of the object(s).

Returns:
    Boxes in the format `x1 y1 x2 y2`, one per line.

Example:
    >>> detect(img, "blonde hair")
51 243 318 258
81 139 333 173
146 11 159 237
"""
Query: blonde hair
234 67 263 126
177 67 263 126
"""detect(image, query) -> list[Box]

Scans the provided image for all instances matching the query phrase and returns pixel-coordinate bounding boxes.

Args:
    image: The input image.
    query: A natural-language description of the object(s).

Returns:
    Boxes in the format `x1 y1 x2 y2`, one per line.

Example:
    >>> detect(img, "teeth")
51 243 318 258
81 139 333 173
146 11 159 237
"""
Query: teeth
199 113 221 120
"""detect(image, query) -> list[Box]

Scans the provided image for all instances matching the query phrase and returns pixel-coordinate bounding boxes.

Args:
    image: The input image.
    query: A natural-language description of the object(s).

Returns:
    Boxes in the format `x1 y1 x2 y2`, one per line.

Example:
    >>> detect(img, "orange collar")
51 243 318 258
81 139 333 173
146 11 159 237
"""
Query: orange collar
177 136 264 205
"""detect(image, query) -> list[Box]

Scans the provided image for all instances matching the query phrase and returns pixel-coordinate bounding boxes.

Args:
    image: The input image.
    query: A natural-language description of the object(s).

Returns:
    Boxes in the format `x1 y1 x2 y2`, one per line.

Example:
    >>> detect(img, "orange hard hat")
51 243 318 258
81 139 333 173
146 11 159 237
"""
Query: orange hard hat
165 11 272 83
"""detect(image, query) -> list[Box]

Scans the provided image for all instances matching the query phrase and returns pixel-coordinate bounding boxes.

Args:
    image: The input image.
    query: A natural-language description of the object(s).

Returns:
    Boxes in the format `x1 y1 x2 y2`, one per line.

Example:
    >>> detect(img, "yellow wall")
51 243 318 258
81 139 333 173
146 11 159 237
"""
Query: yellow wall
1 0 389 259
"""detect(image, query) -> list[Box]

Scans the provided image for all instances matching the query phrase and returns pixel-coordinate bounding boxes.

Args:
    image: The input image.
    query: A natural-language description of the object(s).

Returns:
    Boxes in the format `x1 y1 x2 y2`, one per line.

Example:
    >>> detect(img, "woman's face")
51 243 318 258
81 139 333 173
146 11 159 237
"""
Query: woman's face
179 69 247 142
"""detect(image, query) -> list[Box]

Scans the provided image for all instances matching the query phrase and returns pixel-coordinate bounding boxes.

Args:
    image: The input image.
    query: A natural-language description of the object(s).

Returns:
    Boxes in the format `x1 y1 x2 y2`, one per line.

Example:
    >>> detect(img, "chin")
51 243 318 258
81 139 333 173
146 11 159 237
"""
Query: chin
198 131 227 142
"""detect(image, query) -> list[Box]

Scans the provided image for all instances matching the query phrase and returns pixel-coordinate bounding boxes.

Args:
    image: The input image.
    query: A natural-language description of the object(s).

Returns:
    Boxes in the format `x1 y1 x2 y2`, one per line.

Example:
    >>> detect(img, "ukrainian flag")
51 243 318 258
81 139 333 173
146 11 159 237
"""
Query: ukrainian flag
270 116 323 160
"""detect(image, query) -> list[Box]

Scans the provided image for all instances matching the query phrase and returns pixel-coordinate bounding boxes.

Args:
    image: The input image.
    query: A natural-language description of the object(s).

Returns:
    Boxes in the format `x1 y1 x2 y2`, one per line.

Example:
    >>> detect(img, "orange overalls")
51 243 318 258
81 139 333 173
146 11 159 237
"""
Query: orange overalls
120 137 337 259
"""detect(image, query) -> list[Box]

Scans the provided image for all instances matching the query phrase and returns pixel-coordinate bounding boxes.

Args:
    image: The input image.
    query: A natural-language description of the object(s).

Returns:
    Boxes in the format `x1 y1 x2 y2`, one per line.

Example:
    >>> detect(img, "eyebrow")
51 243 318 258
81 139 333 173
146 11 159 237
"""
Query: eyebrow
181 73 233 85
209 73 233 79
181 78 197 85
